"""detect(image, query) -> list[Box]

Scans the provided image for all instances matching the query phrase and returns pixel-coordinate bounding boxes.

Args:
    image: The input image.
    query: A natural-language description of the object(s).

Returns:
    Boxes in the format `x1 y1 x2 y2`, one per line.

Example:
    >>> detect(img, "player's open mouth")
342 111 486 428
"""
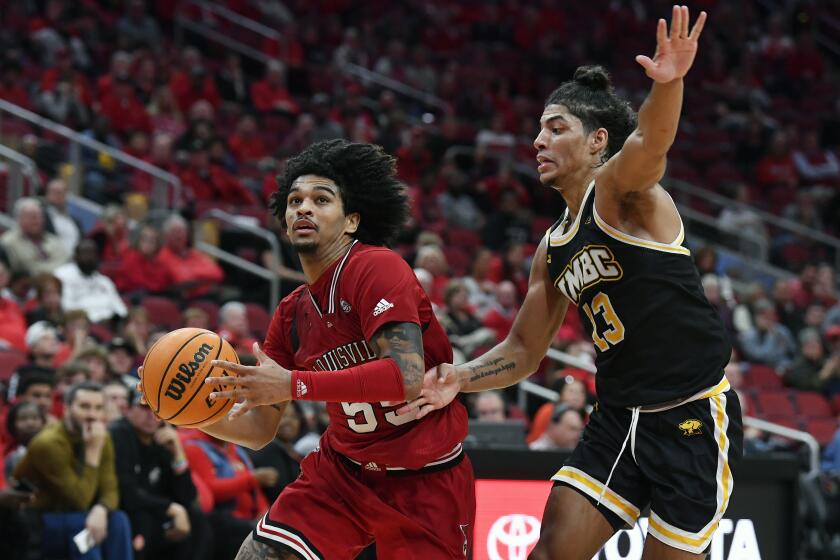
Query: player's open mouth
293 219 317 233
536 155 554 172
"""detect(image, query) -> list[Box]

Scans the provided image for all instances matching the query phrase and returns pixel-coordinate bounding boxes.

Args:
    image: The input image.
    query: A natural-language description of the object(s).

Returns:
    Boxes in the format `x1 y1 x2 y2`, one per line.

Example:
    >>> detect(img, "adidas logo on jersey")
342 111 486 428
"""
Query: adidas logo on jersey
364 462 381 471
296 379 308 398
372 299 394 316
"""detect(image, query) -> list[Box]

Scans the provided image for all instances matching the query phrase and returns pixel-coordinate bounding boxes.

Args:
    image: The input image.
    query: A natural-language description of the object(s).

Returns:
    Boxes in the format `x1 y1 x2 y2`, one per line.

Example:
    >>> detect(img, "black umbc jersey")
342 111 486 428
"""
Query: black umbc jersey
546 183 731 408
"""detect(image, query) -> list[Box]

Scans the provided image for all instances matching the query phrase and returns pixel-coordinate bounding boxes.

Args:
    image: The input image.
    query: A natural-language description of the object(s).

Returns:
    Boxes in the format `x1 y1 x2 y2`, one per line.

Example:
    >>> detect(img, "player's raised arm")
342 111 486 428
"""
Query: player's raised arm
599 5 706 194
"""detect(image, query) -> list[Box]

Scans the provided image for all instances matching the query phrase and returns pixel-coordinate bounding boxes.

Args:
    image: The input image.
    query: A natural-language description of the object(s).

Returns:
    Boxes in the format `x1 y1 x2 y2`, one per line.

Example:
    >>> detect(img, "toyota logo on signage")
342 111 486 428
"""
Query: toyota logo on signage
487 514 541 560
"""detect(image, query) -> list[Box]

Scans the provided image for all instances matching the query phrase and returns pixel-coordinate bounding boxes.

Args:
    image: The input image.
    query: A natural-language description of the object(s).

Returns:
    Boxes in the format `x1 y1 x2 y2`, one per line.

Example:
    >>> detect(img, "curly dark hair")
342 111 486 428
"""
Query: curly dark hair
270 139 410 247
545 65 637 163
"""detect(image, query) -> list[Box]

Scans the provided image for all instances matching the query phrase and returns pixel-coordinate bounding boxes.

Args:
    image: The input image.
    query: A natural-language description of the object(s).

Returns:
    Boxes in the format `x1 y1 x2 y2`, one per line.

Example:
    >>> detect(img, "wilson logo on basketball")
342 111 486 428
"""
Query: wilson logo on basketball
165 343 214 400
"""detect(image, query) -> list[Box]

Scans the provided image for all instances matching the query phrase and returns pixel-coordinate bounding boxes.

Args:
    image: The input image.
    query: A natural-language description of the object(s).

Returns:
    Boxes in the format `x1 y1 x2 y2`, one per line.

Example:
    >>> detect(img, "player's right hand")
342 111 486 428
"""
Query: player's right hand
397 363 461 419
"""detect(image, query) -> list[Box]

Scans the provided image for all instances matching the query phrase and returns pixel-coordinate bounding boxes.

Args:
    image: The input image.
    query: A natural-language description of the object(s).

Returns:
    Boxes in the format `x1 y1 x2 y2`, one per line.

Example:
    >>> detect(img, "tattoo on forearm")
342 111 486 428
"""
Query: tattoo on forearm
467 356 516 383
370 322 425 389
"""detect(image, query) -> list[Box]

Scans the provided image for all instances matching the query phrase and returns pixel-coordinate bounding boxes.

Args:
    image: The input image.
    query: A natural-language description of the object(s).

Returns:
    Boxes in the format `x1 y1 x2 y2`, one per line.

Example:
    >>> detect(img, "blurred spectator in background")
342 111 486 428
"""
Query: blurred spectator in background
169 48 220 113
473 391 507 422
228 114 266 164
54 360 91 403
250 59 299 115
184 434 271 560
38 75 90 129
25 274 64 326
60 310 94 361
1 198 70 276
246 402 306 503
216 53 249 106
15 370 55 417
717 182 768 245
114 224 172 296
529 404 584 452
110 392 209 560
76 346 111 384
89 205 131 263
0 59 30 110
99 75 152 139
13 382 132 559
25 321 62 369
179 139 257 205
739 298 797 370
42 177 82 255
116 0 162 52
311 93 344 142
438 164 485 231
79 116 122 204
55 239 128 324
102 380 130 423
183 307 211 330
482 280 520 341
0 260 27 352
158 215 224 300
441 279 496 360
107 338 137 383
413 244 449 305
702 274 735 336
528 375 590 445
218 302 258 354
122 307 152 356
4 400 46 480
782 328 833 393
482 190 531 251
793 130 839 187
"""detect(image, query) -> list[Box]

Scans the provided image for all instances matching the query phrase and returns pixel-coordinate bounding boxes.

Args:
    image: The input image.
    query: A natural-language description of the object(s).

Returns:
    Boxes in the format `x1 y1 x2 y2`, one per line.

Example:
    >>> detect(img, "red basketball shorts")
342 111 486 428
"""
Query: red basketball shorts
253 441 475 559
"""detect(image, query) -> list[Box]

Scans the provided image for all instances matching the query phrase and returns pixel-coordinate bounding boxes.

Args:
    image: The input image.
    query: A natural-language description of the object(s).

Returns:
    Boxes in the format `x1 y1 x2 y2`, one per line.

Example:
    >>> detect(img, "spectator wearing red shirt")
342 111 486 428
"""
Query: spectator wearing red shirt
39 47 93 107
179 140 257 205
88 205 130 264
168 48 220 113
95 51 132 103
756 130 798 189
0 60 32 110
228 114 267 163
157 214 224 299
0 260 27 352
250 60 300 115
395 127 435 185
112 224 172 295
217 302 258 355
98 76 152 138
183 433 273 560
482 280 520 342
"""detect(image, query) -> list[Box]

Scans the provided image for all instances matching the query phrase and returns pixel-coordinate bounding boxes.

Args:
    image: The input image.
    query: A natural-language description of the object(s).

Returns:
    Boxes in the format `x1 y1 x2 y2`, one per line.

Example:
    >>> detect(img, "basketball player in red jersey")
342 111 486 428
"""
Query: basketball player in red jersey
201 140 473 559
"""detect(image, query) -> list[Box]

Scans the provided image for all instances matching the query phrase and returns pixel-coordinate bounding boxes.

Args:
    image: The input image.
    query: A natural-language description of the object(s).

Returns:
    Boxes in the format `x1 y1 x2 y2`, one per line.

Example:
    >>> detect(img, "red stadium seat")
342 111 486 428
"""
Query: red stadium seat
141 296 182 330
794 392 834 419
244 303 271 339
761 415 800 432
755 390 796 419
0 350 28 382
443 247 470 276
743 364 783 390
805 418 839 447
832 394 840 415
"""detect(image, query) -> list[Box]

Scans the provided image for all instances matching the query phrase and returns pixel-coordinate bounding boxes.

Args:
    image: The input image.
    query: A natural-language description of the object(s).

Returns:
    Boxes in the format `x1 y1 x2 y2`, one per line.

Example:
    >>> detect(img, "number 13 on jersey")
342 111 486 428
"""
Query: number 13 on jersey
582 292 626 352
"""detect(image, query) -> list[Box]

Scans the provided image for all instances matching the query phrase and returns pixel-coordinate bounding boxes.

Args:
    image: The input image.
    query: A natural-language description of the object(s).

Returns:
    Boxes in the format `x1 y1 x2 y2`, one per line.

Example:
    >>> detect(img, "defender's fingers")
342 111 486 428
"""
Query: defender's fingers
669 5 680 39
681 6 690 38
656 17 667 45
397 398 425 415
228 400 253 420
205 376 247 387
689 11 707 40
635 55 656 73
416 404 436 420
209 389 246 401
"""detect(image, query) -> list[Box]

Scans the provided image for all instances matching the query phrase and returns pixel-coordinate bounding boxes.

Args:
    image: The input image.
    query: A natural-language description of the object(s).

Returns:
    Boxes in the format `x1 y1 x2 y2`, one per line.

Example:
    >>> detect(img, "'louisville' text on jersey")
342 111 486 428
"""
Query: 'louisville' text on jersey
313 339 378 371
554 245 624 303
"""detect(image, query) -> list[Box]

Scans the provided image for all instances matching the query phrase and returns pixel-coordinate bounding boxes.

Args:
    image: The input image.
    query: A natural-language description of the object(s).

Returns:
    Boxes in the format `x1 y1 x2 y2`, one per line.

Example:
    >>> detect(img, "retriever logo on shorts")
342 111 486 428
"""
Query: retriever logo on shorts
678 418 703 436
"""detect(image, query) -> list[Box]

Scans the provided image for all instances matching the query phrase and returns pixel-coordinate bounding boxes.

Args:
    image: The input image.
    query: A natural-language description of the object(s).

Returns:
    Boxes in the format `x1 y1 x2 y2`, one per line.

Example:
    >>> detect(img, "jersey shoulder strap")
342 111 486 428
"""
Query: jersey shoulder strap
290 289 306 354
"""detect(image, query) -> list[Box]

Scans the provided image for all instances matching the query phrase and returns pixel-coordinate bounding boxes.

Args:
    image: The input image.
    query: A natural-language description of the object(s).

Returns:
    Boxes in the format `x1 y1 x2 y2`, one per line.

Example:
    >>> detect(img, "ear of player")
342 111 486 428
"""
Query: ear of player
634 5 707 84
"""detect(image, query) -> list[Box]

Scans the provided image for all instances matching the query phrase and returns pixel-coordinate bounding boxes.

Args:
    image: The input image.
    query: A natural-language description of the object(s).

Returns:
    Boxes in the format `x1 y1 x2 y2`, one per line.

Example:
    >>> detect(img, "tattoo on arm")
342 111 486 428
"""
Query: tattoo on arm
235 533 292 560
370 322 425 391
466 356 517 383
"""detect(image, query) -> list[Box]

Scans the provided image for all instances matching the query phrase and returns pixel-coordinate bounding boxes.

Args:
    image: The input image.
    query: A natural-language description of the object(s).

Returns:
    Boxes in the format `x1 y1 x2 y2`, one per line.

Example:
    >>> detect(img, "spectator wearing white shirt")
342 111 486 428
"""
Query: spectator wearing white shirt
54 239 127 324
0 197 70 276
42 177 82 255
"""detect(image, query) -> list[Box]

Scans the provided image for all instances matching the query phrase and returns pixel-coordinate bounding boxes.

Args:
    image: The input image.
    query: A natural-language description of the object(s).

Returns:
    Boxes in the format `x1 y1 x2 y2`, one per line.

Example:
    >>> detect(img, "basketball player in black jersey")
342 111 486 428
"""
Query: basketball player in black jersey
401 6 742 559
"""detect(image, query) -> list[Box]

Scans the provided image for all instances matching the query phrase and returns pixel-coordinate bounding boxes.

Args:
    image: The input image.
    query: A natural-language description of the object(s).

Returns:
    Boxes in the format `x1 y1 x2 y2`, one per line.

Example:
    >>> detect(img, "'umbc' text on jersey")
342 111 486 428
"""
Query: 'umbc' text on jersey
554 245 624 304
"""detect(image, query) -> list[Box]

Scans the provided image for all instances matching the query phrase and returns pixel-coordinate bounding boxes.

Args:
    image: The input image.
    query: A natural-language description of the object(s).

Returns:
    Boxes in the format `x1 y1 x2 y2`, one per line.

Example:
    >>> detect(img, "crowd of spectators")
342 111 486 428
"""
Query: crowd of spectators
0 0 839 556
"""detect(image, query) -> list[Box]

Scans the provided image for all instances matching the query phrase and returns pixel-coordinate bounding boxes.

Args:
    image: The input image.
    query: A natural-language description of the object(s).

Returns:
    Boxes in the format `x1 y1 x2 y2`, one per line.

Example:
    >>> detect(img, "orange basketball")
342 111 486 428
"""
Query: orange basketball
141 328 239 427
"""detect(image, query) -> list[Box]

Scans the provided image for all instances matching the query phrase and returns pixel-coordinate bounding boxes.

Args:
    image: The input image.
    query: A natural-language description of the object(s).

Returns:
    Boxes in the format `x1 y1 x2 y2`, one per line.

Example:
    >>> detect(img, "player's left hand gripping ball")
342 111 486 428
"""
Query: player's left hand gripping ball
205 342 292 418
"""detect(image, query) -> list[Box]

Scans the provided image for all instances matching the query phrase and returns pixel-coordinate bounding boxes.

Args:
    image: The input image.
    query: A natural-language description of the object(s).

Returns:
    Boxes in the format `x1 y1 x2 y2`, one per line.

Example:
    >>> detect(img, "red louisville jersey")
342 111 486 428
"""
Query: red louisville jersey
263 241 468 469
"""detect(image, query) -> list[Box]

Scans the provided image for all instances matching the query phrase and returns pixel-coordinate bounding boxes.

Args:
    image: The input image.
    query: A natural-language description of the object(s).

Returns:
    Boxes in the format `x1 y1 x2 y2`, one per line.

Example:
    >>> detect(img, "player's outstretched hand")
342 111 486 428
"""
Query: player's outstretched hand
205 342 292 419
635 5 706 83
397 363 462 419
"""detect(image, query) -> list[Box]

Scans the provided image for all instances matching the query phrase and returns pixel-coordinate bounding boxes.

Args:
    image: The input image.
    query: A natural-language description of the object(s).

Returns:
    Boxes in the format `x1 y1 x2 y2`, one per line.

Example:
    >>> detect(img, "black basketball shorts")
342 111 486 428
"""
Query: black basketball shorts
553 387 743 554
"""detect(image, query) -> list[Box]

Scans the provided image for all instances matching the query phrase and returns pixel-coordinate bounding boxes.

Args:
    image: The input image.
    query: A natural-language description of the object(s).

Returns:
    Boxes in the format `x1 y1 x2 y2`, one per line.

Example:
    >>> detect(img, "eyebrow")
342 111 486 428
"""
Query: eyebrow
540 114 567 127
288 185 338 195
